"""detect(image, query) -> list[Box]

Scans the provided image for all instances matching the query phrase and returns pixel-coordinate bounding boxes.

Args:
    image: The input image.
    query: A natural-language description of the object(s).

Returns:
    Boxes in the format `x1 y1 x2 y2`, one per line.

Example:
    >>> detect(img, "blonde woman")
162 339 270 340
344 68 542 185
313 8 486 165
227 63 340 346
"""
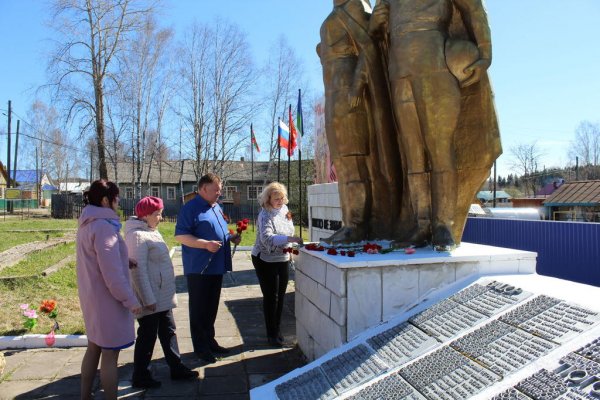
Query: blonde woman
251 182 303 346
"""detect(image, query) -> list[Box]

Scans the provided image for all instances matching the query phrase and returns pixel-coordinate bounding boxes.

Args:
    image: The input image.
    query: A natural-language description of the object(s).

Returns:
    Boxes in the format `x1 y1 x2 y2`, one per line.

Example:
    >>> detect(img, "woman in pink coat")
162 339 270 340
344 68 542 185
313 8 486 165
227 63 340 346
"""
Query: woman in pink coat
76 179 142 400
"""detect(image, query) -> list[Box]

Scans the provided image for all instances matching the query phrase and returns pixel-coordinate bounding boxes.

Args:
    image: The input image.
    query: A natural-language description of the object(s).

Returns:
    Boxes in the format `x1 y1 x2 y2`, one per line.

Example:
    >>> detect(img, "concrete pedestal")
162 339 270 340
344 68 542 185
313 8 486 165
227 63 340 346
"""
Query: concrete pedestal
295 242 537 361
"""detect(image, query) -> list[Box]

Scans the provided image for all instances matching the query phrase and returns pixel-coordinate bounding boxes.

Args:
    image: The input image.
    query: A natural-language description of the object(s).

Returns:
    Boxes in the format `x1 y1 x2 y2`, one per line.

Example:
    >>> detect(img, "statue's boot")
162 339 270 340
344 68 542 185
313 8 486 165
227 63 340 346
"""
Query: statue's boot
431 171 457 251
325 180 369 245
401 172 431 247
324 226 366 245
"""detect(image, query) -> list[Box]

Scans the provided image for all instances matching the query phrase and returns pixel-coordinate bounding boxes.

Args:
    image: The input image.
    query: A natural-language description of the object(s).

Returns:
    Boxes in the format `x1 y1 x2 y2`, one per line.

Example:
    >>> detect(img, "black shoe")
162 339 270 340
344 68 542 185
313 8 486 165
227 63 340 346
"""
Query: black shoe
210 343 230 354
132 375 162 389
195 350 216 364
171 366 199 380
267 336 284 347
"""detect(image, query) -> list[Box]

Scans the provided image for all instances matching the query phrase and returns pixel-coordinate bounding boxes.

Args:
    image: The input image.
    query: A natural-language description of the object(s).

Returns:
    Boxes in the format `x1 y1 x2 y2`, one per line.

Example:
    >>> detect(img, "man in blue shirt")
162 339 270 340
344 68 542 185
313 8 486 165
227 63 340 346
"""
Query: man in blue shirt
175 173 241 363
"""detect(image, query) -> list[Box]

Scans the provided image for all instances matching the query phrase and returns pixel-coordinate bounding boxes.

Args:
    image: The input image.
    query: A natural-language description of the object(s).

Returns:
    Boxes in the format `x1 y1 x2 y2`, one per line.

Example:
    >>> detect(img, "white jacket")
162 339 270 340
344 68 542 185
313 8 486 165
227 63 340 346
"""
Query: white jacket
251 205 295 263
125 218 177 318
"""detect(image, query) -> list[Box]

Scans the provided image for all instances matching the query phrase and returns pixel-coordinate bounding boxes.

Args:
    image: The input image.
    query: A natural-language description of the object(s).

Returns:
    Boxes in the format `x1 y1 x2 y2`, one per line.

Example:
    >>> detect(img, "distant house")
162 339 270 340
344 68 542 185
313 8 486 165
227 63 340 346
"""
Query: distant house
106 159 314 217
536 179 565 197
0 162 9 198
59 180 90 194
476 190 512 205
543 180 600 222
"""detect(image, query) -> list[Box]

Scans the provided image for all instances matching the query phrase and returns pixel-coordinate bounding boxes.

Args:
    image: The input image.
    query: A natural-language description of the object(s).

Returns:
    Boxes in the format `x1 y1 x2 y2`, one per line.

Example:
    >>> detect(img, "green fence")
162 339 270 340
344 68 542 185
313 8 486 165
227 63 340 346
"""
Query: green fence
0 199 39 209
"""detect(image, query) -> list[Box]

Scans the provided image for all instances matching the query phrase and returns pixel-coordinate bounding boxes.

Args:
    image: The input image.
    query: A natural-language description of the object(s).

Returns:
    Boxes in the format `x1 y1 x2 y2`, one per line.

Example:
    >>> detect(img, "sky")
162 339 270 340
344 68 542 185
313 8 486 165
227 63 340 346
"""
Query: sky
1 0 599 179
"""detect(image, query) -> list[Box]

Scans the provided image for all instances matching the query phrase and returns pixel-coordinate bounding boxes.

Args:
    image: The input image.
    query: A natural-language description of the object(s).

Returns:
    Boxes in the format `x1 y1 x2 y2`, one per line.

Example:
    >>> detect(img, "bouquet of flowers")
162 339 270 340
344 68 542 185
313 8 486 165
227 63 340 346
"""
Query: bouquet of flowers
231 218 249 256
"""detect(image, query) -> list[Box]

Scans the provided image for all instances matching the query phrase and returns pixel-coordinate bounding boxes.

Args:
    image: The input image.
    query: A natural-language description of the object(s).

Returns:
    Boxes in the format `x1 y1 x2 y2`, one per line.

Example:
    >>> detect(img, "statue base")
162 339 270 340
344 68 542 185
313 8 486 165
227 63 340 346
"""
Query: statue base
295 242 536 361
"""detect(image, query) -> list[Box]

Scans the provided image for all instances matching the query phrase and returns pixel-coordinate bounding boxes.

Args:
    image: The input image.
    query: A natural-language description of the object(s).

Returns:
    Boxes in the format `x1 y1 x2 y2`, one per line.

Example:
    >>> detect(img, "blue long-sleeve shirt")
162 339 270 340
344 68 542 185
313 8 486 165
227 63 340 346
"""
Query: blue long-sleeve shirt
175 194 232 275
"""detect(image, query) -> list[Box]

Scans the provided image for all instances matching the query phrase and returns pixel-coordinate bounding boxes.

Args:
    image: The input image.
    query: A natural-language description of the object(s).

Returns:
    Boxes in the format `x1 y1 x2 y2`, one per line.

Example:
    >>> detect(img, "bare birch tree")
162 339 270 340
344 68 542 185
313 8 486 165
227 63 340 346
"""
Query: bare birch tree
119 16 173 197
47 0 158 179
177 19 256 181
569 121 600 167
510 141 544 196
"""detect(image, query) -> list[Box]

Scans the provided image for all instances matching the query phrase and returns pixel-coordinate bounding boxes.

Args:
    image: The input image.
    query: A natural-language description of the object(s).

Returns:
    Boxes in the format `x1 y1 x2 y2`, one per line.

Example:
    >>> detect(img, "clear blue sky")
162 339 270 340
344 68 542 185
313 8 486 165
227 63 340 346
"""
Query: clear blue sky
1 0 599 178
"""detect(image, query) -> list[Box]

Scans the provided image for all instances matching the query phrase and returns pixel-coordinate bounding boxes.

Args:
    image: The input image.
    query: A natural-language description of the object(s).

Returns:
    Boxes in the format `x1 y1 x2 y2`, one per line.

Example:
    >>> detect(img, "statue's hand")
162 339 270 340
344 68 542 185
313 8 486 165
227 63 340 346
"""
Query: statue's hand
369 1 389 37
460 58 490 88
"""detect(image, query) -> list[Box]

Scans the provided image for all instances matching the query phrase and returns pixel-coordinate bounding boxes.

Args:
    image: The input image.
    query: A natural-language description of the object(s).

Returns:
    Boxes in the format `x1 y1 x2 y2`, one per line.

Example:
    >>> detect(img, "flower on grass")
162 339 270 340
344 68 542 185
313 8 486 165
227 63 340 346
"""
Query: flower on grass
19 300 60 345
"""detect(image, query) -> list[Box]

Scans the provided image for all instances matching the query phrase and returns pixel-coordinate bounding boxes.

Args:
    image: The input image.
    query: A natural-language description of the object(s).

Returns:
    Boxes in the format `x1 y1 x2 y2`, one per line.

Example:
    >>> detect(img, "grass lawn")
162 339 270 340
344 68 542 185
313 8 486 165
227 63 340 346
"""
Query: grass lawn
0 219 77 252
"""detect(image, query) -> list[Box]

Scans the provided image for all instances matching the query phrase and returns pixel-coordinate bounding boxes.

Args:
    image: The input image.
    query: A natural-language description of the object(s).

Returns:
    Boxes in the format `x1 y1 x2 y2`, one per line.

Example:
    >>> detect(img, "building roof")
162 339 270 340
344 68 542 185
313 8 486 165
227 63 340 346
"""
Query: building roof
477 190 512 201
13 170 46 184
543 180 600 206
536 179 565 196
105 159 286 185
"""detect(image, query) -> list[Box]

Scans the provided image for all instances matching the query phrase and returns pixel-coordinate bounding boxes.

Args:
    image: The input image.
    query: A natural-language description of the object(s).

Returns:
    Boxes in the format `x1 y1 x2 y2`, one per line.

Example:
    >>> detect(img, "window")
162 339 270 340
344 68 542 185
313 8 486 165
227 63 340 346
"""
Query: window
151 186 160 197
247 185 263 200
222 186 237 202
125 187 134 200
167 186 176 200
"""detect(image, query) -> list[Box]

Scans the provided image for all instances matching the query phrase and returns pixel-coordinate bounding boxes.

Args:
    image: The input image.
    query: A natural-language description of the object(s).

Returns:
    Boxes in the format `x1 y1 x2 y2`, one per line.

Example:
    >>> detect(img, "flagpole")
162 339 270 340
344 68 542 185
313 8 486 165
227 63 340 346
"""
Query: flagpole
287 105 292 191
297 89 303 238
250 123 255 231
277 118 281 182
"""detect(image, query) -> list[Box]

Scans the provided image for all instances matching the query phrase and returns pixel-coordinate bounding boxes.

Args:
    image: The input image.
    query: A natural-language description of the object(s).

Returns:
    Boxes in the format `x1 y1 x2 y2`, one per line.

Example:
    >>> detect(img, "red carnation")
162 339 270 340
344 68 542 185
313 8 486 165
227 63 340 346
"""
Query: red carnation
327 248 338 255
292 249 299 255
40 299 56 314
347 251 355 257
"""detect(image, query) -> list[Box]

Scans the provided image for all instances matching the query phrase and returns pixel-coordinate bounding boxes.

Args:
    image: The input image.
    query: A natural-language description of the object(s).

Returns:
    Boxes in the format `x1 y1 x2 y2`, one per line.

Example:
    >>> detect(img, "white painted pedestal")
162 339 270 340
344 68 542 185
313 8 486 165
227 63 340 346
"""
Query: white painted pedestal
294 243 537 361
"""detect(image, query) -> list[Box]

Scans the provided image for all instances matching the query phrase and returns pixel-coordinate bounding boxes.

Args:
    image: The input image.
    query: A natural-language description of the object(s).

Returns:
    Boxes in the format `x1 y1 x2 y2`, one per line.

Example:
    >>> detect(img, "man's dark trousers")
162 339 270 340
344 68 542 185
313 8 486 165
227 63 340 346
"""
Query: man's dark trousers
187 273 223 354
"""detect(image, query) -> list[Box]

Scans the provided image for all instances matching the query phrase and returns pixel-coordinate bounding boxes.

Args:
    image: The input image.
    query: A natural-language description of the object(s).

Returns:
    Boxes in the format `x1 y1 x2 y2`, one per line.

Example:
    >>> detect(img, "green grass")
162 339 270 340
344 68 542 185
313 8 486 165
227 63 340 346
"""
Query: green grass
0 218 77 252
0 242 76 277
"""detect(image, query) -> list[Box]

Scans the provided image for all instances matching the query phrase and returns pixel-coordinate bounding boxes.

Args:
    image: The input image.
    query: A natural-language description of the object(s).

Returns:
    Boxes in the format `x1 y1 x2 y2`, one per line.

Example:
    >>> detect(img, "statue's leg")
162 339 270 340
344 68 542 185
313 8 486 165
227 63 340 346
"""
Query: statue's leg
390 78 431 245
326 155 371 244
413 72 461 250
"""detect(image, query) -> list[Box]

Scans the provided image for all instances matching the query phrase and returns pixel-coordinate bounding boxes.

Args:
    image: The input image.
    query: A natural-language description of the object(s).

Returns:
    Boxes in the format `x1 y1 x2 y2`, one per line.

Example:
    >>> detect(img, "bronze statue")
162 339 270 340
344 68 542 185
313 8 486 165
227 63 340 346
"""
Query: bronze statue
318 0 501 250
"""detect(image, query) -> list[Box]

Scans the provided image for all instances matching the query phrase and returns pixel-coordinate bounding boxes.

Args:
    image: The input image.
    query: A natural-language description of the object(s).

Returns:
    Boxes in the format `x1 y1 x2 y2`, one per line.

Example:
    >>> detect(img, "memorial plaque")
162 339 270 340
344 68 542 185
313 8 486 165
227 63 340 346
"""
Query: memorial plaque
345 372 427 400
367 322 439 368
320 344 389 395
489 341 600 399
409 300 488 341
500 295 600 343
515 369 568 400
575 336 600 364
399 346 500 399
451 320 556 376
449 281 532 317
489 388 533 400
275 367 337 400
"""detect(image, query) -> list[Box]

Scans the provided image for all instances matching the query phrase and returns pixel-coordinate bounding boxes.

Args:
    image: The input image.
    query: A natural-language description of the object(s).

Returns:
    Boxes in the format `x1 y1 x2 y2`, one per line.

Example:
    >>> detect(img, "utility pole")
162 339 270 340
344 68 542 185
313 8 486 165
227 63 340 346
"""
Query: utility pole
13 120 20 185
6 101 12 213
7 101 11 190
493 161 497 208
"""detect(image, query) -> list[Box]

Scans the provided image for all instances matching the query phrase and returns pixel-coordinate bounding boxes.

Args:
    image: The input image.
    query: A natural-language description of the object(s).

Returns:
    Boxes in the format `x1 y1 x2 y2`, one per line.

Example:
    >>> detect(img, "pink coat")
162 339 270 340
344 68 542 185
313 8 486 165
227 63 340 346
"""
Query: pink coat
76 205 140 348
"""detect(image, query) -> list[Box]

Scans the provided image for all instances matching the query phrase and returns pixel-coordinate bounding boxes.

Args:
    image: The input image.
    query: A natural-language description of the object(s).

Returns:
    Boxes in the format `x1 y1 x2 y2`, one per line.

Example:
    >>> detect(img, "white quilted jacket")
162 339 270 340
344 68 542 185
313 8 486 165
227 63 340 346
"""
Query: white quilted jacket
125 218 177 318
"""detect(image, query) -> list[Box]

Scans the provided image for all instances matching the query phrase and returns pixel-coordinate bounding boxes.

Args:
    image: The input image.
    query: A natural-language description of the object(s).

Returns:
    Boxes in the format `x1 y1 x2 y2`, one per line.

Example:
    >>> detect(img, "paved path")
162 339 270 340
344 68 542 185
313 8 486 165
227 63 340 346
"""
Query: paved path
0 250 305 399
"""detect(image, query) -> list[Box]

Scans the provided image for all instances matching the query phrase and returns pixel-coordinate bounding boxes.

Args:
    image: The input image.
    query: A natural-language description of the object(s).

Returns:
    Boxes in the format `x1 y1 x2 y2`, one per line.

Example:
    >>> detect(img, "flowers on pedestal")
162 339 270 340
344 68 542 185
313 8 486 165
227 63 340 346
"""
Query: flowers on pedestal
303 242 416 257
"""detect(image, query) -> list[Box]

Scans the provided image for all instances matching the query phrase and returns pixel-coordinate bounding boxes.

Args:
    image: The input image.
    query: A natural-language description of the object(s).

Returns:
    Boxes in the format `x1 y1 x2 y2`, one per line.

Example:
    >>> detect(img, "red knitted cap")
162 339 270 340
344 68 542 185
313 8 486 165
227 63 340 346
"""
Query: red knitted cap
135 196 164 218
